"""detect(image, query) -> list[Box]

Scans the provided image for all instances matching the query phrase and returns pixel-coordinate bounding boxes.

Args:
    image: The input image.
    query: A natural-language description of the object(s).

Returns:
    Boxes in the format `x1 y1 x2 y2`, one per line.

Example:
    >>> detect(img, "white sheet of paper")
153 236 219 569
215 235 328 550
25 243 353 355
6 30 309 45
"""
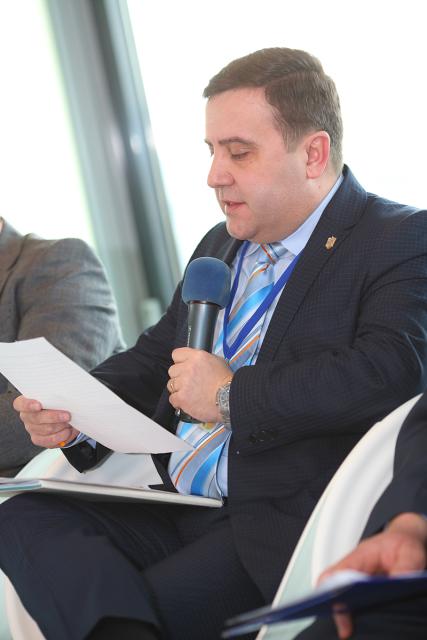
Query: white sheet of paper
0 338 192 454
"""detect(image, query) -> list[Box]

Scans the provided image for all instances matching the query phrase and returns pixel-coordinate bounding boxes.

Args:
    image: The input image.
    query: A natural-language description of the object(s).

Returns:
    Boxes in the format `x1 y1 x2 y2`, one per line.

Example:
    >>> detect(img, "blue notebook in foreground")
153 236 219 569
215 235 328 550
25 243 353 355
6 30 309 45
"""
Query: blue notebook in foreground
222 569 427 638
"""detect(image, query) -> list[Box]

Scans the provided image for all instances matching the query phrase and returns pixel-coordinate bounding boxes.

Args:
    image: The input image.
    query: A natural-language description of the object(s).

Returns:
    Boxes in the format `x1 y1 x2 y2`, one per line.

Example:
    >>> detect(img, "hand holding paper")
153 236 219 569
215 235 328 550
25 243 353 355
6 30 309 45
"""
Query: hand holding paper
13 395 79 449
0 338 192 454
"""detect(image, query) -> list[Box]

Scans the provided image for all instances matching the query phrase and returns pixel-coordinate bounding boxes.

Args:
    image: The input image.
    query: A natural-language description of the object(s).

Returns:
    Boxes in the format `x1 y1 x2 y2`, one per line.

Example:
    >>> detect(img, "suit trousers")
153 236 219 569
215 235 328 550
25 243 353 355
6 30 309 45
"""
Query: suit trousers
295 595 427 639
0 493 264 640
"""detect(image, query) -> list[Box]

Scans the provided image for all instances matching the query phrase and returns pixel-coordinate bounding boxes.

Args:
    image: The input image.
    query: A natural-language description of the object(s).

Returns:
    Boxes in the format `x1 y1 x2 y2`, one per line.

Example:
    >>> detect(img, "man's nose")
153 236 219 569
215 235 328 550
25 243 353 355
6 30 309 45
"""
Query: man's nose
207 156 234 189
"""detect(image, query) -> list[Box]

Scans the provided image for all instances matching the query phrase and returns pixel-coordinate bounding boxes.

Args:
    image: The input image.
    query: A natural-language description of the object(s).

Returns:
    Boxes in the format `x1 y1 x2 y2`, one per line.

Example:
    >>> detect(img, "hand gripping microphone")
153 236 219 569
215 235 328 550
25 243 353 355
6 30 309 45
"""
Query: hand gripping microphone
178 256 231 423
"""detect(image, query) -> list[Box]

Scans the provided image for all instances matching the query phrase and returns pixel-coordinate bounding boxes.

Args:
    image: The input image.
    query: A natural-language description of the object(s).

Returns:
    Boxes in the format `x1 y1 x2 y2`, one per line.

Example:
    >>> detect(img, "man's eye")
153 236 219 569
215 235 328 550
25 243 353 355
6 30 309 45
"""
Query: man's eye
230 152 248 160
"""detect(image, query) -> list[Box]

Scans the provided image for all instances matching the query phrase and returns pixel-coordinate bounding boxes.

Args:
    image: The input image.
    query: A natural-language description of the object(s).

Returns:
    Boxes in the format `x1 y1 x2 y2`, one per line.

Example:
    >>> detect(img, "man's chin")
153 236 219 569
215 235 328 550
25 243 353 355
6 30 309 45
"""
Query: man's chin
225 220 253 242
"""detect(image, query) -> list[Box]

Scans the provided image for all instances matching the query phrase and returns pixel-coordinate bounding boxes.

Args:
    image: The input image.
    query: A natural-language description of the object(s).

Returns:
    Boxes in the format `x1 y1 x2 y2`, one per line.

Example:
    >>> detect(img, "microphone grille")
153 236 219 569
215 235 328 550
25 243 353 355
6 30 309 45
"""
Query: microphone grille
182 257 231 308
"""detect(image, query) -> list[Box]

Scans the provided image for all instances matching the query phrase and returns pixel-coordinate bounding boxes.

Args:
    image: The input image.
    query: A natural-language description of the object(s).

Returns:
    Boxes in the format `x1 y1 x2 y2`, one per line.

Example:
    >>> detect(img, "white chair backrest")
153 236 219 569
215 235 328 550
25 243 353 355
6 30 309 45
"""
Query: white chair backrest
15 448 63 480
4 578 45 640
257 393 422 640
312 393 421 578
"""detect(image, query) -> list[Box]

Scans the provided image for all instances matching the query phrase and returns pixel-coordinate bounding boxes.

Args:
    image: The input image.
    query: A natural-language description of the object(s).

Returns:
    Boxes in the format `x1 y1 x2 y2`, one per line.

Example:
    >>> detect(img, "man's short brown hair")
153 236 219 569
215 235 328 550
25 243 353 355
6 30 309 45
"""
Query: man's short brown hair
203 47 343 172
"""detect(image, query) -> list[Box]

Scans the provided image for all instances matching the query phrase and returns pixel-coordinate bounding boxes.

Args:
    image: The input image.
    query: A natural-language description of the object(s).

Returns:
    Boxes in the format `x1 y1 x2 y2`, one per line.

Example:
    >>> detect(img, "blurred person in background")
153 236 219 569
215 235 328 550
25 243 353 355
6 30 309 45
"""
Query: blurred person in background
0 216 123 476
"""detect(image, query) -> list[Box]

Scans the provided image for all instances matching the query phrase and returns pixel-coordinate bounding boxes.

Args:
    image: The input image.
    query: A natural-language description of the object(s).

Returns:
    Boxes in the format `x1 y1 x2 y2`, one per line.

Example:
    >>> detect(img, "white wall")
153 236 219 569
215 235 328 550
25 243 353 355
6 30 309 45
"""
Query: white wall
128 0 427 267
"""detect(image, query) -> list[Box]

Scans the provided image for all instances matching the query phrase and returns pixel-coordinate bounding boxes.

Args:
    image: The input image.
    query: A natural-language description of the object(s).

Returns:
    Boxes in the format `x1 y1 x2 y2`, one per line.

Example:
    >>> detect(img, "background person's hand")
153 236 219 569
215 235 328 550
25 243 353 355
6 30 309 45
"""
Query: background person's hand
13 395 80 448
318 512 427 638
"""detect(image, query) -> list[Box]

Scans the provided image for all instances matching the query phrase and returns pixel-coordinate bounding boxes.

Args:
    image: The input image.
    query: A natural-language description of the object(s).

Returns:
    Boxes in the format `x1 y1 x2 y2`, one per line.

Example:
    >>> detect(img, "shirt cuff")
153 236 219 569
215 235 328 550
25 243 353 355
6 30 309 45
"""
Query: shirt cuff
61 432 96 449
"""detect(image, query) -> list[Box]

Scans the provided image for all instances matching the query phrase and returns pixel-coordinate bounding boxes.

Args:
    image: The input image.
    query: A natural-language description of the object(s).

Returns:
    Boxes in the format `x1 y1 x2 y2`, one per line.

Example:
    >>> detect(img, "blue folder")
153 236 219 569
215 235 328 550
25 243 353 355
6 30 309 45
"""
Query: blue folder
222 570 427 638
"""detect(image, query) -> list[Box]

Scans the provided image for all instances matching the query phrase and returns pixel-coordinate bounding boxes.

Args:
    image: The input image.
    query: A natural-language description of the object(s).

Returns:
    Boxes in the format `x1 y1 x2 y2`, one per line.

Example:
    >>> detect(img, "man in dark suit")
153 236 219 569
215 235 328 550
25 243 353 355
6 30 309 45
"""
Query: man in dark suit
1 47 427 640
295 392 427 639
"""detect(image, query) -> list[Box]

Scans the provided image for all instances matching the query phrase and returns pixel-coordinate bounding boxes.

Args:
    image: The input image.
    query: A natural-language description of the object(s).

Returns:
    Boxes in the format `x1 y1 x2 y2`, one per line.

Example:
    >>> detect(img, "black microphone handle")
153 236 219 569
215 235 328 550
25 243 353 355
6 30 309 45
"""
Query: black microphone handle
178 302 220 424
187 302 220 351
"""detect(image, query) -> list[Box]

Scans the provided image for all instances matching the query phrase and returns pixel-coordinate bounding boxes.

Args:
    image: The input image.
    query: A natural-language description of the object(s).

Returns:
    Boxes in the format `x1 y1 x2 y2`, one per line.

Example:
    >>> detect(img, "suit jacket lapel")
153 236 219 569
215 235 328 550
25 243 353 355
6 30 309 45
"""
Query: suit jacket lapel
216 235 242 266
258 166 368 361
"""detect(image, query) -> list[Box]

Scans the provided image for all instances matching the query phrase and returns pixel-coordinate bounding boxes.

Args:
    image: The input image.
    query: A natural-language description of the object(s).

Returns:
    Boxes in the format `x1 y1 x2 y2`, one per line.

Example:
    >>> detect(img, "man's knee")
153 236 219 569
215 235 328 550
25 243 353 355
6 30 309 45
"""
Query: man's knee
0 493 84 564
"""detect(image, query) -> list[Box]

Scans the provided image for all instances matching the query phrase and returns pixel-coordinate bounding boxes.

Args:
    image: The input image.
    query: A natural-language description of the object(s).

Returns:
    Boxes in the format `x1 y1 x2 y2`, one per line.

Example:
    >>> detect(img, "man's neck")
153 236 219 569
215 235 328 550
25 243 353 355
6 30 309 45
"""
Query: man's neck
311 169 342 206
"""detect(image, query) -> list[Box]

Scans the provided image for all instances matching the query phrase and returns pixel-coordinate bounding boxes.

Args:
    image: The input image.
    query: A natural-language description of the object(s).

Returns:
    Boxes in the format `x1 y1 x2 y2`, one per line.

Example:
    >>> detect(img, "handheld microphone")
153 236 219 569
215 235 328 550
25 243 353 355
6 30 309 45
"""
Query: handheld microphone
178 257 231 423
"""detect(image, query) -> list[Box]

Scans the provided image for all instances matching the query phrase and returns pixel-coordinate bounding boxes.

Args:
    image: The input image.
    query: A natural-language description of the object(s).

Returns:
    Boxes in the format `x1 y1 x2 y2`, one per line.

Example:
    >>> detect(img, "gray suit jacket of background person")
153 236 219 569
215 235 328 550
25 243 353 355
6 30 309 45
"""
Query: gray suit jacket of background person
0 218 124 476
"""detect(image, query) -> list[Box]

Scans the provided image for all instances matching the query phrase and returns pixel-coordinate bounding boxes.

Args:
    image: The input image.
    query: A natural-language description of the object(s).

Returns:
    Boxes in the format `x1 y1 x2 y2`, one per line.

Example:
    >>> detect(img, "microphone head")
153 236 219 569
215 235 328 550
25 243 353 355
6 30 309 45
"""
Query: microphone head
182 257 231 308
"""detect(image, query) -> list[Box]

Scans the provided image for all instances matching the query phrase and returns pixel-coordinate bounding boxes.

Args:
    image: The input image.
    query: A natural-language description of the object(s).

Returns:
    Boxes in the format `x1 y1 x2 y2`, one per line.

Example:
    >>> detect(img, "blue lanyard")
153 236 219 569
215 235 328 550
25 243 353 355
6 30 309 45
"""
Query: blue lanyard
222 241 301 361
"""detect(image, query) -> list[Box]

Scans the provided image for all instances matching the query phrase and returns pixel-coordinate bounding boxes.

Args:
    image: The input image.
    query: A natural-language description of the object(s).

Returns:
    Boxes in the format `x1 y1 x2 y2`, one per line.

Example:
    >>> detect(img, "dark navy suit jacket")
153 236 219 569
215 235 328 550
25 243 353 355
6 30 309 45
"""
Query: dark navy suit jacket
65 166 427 601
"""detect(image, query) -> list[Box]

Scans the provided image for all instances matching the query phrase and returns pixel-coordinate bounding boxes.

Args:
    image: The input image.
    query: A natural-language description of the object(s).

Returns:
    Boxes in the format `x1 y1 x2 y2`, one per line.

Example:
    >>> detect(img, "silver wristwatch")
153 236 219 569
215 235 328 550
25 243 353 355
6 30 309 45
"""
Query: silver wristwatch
216 380 232 426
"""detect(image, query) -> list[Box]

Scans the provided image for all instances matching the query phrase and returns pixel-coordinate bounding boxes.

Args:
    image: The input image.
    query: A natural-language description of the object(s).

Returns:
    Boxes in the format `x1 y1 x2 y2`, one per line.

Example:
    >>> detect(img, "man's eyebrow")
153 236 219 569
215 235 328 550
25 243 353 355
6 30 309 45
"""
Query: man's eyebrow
204 137 256 147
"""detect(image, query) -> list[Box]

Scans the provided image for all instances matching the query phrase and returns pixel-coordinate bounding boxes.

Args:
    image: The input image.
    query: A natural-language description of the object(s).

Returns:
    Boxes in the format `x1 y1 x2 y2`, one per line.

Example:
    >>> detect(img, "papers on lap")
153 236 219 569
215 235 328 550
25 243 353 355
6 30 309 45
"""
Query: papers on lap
222 569 427 637
0 338 192 454
0 339 218 507
0 451 222 507
0 477 222 507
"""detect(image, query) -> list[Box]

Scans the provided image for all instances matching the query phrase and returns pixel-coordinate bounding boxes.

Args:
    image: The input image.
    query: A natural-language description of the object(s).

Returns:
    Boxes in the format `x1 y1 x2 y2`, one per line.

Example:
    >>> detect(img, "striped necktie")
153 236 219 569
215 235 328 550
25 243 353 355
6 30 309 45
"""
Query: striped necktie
169 242 291 498
221 242 290 369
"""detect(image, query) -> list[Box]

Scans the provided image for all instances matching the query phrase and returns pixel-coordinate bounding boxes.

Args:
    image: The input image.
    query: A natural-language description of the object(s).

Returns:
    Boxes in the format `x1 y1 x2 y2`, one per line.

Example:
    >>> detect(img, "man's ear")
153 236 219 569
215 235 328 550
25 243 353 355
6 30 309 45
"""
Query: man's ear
305 131 331 178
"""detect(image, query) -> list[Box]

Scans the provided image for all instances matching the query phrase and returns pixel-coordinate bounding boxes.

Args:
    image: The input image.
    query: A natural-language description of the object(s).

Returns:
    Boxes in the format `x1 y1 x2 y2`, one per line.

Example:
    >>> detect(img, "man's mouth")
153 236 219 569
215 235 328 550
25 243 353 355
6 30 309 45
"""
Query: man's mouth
222 200 244 213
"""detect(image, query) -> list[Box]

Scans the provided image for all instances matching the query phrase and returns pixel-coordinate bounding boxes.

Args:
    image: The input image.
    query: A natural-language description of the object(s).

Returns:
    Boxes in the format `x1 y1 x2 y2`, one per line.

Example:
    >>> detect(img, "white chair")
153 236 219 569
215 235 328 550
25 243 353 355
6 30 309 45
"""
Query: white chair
4 578 45 640
257 393 422 640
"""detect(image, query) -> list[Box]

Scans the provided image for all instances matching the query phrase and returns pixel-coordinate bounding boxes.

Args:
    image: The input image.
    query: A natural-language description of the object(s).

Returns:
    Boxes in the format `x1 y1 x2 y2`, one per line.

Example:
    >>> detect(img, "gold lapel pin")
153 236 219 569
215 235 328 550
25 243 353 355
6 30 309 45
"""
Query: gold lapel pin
325 236 337 250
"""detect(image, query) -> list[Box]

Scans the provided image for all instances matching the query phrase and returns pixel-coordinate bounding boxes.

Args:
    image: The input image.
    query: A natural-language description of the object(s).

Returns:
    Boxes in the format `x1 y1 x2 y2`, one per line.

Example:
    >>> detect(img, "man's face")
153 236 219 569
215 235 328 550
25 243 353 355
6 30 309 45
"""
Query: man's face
205 87 312 243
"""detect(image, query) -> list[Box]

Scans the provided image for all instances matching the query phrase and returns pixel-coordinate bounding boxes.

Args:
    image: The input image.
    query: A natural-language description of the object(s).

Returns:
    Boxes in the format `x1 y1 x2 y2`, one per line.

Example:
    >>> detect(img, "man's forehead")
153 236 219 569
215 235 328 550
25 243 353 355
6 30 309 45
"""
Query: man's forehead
205 87 276 139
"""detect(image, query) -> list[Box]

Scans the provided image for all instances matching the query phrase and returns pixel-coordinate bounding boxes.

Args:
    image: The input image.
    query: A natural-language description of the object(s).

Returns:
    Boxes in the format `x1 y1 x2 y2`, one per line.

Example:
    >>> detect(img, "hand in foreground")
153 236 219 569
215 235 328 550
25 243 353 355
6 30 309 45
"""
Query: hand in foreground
318 512 427 639
168 347 233 423
13 395 80 448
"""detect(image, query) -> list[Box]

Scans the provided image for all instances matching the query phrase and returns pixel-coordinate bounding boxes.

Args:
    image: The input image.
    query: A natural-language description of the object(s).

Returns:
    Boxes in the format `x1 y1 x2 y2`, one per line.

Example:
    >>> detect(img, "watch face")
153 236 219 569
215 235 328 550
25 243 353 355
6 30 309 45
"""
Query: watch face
219 384 229 402
217 382 231 423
